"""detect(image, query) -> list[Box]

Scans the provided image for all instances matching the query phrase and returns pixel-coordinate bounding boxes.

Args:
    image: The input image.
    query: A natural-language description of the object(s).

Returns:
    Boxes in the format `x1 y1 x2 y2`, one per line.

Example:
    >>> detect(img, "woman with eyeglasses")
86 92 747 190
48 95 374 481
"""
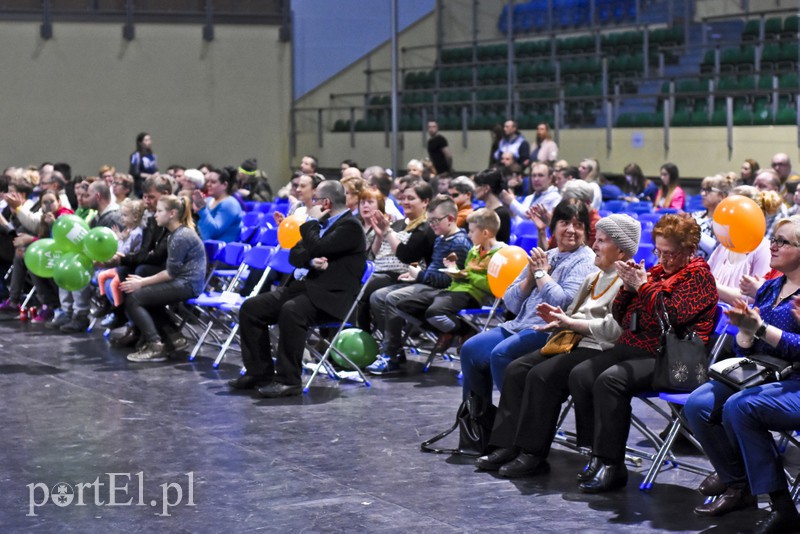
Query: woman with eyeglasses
683 215 800 534
707 186 782 305
569 214 718 493
692 174 736 259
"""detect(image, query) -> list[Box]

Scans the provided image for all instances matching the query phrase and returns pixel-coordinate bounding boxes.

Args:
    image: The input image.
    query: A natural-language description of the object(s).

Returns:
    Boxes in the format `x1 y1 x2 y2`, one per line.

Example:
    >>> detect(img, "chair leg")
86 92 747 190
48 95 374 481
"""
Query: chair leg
640 419 683 491
189 321 214 361
213 323 240 368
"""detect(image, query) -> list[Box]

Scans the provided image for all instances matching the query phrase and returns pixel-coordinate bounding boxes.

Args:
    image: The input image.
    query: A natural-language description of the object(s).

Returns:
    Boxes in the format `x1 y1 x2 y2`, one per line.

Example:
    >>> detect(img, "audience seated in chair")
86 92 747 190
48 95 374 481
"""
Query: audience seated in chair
569 213 717 493
192 167 243 243
228 180 367 398
366 195 472 375
475 214 640 478
424 208 504 354
685 215 800 534
120 195 206 362
459 198 598 406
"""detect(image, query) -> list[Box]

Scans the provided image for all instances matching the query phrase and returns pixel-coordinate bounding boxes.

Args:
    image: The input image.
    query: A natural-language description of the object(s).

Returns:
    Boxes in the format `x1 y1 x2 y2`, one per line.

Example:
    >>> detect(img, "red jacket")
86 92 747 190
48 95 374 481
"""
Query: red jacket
612 256 718 355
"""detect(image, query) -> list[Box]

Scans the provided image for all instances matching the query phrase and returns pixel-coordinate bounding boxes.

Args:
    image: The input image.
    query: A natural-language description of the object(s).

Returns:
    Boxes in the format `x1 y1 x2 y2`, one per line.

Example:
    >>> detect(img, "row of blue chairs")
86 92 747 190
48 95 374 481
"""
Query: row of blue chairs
602 195 705 214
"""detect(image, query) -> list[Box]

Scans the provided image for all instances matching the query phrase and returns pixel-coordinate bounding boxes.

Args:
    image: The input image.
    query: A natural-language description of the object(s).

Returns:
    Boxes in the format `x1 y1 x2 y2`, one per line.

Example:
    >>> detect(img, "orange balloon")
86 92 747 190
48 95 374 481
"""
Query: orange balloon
712 196 766 254
487 245 529 298
278 214 306 249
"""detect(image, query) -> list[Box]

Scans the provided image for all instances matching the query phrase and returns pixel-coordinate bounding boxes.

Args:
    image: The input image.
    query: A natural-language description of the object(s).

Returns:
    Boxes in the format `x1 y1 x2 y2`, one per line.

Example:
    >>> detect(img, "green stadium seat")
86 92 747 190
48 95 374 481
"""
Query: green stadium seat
753 107 773 125
710 108 727 126
780 72 799 89
776 106 797 125
733 109 753 125
689 110 710 126
741 19 760 42
671 109 691 126
765 17 783 39
784 16 800 39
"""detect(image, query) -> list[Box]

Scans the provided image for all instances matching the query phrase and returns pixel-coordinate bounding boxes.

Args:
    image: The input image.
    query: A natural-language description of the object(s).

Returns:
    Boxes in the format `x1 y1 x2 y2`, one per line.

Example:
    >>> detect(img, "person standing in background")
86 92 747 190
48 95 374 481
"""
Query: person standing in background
427 120 452 175
129 132 157 198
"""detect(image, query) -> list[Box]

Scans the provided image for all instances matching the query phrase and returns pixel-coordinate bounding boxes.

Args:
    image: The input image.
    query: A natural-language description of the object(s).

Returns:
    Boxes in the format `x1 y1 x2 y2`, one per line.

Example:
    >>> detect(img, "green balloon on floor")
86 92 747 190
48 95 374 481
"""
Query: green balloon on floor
331 328 379 369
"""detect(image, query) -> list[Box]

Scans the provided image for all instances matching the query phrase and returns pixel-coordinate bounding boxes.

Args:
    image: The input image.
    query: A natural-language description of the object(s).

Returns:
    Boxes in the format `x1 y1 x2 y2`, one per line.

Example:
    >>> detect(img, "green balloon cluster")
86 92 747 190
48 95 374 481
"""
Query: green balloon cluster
23 216 119 292
331 328 379 369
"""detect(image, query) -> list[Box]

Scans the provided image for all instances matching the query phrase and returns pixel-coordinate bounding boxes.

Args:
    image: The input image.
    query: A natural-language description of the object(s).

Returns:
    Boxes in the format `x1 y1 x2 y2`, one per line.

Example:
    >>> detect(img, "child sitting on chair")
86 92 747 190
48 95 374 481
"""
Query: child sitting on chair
425 208 504 352
366 195 472 375
96 198 145 310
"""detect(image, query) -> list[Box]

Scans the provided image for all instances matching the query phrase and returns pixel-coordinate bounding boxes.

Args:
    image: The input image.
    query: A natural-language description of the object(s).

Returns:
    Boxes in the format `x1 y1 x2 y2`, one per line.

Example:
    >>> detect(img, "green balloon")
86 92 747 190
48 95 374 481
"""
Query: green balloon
53 254 92 291
52 214 90 251
82 226 119 263
24 238 63 278
58 251 93 272
331 328 379 369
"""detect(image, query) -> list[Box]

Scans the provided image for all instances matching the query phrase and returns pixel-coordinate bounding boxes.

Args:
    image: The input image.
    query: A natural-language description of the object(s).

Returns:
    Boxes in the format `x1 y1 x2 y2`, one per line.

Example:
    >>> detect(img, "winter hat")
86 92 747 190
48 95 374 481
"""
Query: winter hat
596 213 640 257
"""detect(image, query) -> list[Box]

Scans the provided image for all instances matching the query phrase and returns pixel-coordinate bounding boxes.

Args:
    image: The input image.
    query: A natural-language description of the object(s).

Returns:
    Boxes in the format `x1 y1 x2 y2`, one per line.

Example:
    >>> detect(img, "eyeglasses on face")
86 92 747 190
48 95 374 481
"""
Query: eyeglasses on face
653 248 683 260
428 214 449 225
770 237 800 249
772 161 789 167
700 187 721 194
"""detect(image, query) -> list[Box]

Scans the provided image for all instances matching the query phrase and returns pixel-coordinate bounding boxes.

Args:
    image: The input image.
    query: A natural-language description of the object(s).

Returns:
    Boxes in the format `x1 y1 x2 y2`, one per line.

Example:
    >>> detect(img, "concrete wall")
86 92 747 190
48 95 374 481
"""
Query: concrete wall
0 22 291 184
696 0 798 20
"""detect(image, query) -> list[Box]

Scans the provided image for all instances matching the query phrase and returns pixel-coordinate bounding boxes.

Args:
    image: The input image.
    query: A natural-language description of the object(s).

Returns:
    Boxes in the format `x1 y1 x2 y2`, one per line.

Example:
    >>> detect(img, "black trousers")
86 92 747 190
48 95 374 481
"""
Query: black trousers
238 281 337 386
489 347 601 456
568 344 654 464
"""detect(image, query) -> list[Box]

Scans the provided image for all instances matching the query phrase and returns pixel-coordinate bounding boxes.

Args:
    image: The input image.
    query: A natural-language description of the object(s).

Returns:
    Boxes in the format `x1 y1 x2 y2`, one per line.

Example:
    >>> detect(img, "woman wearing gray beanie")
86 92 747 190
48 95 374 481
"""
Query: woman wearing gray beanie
476 214 640 477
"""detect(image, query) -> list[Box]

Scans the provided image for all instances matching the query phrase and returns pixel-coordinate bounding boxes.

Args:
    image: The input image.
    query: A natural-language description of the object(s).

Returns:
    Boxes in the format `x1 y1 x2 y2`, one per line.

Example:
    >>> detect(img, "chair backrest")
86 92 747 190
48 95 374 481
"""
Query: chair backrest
361 260 375 284
267 247 294 275
244 246 276 270
628 201 654 214
220 242 251 267
634 242 656 268
242 212 263 228
256 202 274 214
254 225 279 247
203 240 226 263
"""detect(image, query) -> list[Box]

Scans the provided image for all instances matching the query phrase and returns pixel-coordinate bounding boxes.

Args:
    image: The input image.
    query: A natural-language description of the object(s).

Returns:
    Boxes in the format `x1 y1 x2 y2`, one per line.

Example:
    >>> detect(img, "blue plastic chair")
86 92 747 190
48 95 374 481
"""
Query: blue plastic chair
187 246 277 362
212 248 296 368
602 200 629 213
638 304 731 491
634 243 656 269
242 211 264 228
628 201 654 214
253 226 278 247
303 261 377 392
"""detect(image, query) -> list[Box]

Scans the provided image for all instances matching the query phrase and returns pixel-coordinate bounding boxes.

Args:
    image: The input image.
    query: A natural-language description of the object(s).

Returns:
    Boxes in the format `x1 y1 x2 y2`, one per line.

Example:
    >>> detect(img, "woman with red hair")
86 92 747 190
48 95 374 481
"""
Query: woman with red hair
568 214 718 493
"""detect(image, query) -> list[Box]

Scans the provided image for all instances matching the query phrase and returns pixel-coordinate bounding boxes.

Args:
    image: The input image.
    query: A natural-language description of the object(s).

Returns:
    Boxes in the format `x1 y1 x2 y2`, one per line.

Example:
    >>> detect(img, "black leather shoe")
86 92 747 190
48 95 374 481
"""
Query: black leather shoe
110 325 140 347
577 456 603 483
227 375 269 390
698 472 727 497
754 508 800 534
693 484 757 517
498 453 550 478
475 448 518 471
257 382 302 398
579 462 628 493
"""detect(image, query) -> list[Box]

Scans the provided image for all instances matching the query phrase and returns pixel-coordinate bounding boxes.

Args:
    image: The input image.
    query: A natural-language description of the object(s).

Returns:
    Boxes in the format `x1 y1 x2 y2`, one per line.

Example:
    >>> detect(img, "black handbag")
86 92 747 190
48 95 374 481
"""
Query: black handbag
420 393 496 457
708 354 795 390
651 294 710 392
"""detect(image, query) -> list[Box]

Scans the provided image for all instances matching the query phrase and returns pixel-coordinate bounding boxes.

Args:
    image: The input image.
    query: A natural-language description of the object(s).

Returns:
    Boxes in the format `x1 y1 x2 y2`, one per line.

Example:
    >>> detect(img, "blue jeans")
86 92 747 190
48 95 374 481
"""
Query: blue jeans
460 326 549 403
685 379 800 495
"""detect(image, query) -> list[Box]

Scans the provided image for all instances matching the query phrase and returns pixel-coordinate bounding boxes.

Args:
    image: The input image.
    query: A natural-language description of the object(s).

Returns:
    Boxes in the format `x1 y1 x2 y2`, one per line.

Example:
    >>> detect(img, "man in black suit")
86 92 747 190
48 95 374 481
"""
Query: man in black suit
228 179 367 397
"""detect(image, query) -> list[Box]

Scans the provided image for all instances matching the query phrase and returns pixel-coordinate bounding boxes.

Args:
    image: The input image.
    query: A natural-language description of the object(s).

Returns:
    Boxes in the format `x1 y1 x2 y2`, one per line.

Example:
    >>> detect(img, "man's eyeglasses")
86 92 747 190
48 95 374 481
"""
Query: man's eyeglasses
769 237 800 249
772 161 789 167
700 187 721 194
428 214 449 225
311 196 328 204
